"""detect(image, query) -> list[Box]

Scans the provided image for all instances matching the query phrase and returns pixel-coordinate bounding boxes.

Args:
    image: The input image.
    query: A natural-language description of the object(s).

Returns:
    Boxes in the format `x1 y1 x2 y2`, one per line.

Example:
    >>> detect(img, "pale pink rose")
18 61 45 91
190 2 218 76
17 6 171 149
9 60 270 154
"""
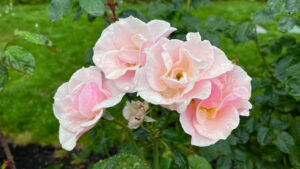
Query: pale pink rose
93 16 176 92
53 66 124 150
180 65 252 147
135 32 233 111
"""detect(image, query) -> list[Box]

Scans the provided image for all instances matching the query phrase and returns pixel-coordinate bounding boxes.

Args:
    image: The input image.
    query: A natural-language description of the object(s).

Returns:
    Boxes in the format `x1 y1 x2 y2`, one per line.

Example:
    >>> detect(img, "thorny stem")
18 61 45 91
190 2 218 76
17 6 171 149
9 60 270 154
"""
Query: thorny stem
0 130 16 169
105 0 118 22
187 0 191 13
152 137 159 169
254 29 275 79
111 119 145 161
128 130 145 161
3 35 18 51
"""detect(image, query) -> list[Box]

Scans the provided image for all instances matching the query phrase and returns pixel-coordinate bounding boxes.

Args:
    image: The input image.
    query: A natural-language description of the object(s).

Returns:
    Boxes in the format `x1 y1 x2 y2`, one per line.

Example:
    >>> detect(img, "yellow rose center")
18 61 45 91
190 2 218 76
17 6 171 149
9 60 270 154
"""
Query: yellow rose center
176 72 183 80
198 106 217 120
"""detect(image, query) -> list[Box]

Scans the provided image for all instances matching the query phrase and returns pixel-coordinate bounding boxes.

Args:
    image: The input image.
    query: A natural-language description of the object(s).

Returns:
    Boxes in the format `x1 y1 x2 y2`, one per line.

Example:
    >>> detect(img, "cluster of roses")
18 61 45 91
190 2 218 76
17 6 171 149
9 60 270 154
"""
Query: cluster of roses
53 16 252 151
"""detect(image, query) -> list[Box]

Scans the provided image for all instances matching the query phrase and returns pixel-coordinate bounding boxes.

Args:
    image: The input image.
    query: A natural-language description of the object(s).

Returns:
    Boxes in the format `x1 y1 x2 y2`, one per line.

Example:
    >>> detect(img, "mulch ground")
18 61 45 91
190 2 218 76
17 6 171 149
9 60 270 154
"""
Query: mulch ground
0 143 107 169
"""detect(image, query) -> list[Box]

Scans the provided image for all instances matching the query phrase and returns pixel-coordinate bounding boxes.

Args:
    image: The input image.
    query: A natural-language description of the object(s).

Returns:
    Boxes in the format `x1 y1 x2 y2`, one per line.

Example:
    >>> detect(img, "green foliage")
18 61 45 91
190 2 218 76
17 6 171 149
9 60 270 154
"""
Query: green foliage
278 16 296 32
14 30 53 47
91 153 150 169
275 131 295 154
0 64 9 88
84 48 95 67
2 46 35 75
188 155 212 169
257 126 274 146
233 21 256 43
79 0 105 17
119 9 148 22
216 156 231 169
201 145 217 162
171 148 188 169
50 0 72 22
44 163 64 169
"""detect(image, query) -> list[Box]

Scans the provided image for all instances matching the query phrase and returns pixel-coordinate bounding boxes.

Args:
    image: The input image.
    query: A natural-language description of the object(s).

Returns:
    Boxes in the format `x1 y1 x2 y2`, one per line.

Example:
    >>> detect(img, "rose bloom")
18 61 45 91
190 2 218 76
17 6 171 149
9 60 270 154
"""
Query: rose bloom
180 65 252 146
53 66 124 150
122 101 156 129
93 16 176 92
135 32 233 112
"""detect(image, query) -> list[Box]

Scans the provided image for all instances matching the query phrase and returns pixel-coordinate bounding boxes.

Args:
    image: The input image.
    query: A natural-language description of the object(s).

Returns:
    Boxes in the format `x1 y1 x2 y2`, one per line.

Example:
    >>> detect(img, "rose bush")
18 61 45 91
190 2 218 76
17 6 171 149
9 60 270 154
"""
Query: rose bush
47 0 300 168
52 15 253 169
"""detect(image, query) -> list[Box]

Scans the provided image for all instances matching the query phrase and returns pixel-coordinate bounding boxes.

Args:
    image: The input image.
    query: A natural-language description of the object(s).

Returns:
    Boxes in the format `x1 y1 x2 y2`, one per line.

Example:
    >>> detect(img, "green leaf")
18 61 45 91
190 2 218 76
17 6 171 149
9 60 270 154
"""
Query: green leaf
274 55 293 82
275 131 295 154
0 64 8 89
14 30 52 47
278 16 296 32
171 149 188 169
287 63 300 78
44 163 64 169
225 134 239 146
192 0 210 9
80 146 92 160
240 159 254 169
119 9 148 22
161 128 184 143
252 8 278 25
84 48 95 67
270 119 288 130
133 127 152 141
267 0 285 11
181 15 202 32
289 143 300 168
286 78 300 101
91 153 150 169
246 117 256 133
147 1 173 18
73 7 84 22
118 143 138 155
251 95 269 105
172 0 183 11
200 0 210 6
216 156 232 169
80 0 105 16
206 16 233 31
201 145 217 162
88 14 97 22
257 126 274 146
50 0 72 22
235 128 249 144
278 36 296 46
3 46 35 75
159 155 173 169
216 140 231 155
259 112 271 124
232 149 246 162
188 155 212 169
285 0 300 14
233 21 256 43
289 117 300 141
199 29 220 47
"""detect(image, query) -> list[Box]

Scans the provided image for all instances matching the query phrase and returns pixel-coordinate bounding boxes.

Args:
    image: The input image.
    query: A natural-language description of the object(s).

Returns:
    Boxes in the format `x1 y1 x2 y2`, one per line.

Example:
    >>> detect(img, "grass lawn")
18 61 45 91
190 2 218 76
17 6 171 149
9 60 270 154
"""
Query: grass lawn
0 1 297 146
